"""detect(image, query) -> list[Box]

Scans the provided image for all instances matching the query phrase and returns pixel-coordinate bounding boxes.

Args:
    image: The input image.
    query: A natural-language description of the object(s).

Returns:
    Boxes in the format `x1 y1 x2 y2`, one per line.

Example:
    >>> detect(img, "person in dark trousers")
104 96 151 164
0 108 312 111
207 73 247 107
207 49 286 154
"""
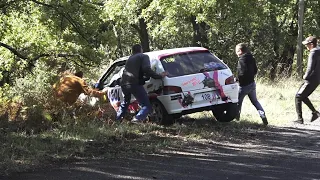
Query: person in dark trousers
116 44 167 123
294 36 320 124
235 43 268 125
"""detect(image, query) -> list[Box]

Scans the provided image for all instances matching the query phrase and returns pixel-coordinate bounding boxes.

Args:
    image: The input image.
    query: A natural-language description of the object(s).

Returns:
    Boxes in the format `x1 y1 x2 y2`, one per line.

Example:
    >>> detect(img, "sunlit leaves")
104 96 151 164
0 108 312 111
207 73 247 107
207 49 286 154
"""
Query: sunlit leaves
0 0 319 85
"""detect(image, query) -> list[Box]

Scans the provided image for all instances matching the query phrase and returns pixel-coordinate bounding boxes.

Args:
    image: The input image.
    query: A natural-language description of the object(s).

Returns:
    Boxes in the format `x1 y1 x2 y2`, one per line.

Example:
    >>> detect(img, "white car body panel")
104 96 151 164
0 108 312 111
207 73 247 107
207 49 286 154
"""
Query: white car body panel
98 47 239 115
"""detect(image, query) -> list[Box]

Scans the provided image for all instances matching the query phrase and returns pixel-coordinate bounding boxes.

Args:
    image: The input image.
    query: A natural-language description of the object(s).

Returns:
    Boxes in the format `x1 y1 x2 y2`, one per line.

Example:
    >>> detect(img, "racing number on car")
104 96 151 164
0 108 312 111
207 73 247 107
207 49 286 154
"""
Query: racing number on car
201 93 211 100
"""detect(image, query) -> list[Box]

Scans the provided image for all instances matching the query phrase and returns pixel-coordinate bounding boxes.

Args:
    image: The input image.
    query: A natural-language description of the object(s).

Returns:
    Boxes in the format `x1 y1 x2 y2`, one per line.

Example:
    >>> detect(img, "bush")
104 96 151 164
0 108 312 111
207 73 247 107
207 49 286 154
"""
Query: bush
0 63 60 132
0 62 117 133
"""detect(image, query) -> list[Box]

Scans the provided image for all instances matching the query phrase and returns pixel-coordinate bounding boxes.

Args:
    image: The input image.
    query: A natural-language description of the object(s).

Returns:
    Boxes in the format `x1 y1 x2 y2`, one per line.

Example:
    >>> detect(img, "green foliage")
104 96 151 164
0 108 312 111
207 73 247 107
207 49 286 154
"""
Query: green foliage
0 0 116 85
1 0 318 83
8 63 56 107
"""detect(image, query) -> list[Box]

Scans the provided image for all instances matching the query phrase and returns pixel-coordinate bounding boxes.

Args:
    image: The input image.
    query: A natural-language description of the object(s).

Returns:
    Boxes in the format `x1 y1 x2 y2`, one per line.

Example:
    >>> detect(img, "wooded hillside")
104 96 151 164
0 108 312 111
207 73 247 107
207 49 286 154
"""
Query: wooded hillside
1 0 319 85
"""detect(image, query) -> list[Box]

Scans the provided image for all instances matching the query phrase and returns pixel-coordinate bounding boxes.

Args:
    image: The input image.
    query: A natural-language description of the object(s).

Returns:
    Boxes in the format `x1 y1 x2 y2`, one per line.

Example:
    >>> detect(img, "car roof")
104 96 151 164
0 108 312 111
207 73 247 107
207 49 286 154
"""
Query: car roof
98 47 212 83
111 47 208 64
145 47 208 59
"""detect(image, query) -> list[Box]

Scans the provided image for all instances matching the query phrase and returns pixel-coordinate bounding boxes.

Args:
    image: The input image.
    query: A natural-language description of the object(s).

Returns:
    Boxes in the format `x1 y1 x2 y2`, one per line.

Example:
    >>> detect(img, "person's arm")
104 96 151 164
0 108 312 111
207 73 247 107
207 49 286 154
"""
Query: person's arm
303 51 316 80
237 56 246 77
252 57 258 75
141 55 165 79
79 78 105 97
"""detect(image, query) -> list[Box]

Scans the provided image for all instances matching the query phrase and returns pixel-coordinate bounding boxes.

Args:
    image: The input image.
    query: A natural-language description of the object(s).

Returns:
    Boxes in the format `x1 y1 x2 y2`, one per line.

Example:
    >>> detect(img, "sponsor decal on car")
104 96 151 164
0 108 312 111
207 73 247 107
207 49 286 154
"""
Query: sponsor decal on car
107 88 121 112
202 71 228 102
170 94 182 101
181 77 201 87
178 92 194 108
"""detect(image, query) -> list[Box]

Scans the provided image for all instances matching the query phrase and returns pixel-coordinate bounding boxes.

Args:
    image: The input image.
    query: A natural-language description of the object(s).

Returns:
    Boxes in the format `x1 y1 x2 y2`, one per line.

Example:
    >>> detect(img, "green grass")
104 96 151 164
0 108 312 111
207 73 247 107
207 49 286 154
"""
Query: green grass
241 78 320 125
1 78 320 176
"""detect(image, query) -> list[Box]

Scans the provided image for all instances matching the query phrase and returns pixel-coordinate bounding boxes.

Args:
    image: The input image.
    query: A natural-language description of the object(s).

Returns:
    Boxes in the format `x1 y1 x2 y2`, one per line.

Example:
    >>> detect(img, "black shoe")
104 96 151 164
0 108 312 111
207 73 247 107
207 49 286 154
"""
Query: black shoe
262 117 268 126
259 111 268 125
235 113 240 121
294 118 304 124
311 111 320 122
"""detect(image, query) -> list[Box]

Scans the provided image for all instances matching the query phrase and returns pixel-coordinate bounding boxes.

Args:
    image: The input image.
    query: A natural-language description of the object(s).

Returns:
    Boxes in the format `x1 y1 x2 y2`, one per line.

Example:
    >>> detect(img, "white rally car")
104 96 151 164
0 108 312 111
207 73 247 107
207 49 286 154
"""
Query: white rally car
96 47 239 124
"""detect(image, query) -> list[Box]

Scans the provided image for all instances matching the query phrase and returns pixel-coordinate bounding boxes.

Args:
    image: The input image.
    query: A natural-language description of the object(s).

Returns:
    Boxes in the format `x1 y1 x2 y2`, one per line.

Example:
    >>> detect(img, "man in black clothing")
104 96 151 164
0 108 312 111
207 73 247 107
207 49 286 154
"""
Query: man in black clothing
294 36 320 124
116 44 167 123
235 43 268 125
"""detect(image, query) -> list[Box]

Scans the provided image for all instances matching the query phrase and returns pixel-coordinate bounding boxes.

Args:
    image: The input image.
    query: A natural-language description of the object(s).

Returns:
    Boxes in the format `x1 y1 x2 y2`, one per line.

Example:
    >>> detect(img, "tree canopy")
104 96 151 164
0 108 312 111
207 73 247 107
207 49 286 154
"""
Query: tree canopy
1 0 319 85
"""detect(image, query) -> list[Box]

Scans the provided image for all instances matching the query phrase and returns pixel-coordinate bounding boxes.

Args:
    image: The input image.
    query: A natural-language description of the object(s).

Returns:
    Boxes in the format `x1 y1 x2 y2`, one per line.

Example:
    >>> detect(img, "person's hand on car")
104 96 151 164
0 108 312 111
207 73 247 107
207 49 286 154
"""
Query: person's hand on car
102 87 109 93
160 71 169 77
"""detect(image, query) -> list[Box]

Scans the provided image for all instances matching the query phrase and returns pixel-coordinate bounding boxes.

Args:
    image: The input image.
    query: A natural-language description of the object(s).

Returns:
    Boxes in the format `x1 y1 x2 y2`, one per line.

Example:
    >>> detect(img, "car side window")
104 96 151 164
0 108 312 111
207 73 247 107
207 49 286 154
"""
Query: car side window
102 64 125 88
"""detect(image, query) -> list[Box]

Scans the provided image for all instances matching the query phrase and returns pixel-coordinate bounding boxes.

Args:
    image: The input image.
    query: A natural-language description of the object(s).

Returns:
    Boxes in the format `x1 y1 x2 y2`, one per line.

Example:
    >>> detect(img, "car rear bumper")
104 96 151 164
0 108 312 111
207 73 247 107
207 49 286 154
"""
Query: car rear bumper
157 83 239 114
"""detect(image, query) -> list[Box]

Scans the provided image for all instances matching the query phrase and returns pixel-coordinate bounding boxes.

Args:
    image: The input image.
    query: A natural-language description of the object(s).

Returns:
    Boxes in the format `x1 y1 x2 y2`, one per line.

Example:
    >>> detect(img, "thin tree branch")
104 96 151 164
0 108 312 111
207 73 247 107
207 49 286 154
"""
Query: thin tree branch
0 41 93 67
73 0 104 10
0 0 17 9
0 42 28 59
30 0 61 8
30 0 90 44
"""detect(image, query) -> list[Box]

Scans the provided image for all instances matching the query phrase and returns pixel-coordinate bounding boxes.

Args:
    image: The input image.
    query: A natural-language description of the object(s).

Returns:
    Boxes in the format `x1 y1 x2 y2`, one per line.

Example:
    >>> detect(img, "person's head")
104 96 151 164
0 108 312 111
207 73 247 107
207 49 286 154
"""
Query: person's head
235 43 249 57
132 44 143 54
74 71 83 78
302 36 317 51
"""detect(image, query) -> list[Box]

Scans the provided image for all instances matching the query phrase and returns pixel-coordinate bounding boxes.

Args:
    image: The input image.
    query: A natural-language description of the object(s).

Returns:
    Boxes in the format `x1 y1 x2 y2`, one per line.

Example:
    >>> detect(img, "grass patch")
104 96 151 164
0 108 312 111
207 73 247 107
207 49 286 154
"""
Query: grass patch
241 78 320 125
1 78 320 176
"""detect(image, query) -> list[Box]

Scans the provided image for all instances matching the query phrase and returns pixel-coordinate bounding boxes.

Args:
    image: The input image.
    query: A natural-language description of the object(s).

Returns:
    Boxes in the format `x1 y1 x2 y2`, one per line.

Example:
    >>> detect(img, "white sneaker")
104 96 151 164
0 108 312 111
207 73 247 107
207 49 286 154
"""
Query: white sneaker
131 117 142 123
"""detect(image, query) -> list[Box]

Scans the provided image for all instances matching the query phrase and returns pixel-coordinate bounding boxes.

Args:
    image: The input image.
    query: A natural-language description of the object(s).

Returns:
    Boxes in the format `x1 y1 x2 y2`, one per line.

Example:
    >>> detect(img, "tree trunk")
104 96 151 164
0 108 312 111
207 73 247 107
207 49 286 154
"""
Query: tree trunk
269 15 280 80
0 71 10 87
297 0 304 77
113 24 123 57
138 18 150 52
278 44 295 78
190 15 209 48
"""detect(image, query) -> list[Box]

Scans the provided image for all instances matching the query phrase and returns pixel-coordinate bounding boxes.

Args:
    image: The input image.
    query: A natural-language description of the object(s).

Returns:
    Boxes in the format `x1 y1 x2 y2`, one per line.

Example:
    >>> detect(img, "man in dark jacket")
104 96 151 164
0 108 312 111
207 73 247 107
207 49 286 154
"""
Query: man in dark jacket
235 43 268 125
294 36 320 124
116 44 167 123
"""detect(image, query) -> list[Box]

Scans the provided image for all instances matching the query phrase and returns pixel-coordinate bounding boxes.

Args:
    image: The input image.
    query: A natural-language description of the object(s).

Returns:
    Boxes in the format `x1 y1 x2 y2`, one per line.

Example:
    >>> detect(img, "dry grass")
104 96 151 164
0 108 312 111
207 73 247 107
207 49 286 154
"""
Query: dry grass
240 78 320 126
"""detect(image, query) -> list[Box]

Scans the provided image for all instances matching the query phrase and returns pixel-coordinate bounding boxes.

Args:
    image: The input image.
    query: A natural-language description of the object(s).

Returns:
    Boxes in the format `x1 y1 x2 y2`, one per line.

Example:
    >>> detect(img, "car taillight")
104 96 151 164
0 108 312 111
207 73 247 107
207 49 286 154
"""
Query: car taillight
225 75 235 85
163 86 182 95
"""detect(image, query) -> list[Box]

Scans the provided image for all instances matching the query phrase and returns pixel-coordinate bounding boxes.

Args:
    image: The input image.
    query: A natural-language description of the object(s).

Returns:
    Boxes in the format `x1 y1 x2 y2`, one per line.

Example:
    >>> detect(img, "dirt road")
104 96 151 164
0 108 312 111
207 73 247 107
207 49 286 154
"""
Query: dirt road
3 123 320 180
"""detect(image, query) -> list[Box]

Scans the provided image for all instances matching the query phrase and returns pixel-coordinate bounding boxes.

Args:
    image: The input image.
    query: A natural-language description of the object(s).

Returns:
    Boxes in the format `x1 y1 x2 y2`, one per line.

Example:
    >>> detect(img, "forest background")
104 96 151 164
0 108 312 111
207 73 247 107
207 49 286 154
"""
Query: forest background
1 0 319 84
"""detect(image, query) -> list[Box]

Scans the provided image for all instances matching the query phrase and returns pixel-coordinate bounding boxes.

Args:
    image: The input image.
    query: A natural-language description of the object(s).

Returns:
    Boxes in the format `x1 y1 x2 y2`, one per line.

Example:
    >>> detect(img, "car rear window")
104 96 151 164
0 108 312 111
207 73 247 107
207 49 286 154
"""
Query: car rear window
160 51 227 77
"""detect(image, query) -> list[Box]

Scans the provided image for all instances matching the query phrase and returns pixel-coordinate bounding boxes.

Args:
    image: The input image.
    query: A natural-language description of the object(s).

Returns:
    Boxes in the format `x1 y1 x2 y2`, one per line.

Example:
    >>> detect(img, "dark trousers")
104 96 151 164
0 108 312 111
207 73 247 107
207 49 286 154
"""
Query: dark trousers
238 82 265 116
295 81 319 119
116 84 151 121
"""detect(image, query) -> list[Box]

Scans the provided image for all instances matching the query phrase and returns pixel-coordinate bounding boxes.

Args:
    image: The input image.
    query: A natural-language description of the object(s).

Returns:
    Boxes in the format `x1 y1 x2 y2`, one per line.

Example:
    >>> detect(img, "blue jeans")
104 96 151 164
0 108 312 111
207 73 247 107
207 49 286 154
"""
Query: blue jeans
238 82 265 117
116 84 151 121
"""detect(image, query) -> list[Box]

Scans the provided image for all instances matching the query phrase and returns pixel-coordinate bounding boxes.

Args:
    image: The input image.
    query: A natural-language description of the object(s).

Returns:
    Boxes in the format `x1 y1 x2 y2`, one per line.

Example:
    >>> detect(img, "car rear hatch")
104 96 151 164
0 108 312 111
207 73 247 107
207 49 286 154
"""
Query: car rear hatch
159 50 236 111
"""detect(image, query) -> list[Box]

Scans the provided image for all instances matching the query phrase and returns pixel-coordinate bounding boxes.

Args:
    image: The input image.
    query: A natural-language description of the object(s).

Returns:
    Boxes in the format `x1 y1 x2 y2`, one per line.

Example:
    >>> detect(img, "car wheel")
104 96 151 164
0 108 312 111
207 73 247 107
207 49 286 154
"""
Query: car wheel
149 100 174 125
212 103 238 122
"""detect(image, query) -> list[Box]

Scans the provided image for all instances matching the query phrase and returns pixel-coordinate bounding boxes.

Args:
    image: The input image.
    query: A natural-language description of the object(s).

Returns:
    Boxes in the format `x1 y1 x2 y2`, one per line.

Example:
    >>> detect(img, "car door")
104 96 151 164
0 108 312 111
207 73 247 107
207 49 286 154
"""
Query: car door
97 60 126 112
98 55 165 113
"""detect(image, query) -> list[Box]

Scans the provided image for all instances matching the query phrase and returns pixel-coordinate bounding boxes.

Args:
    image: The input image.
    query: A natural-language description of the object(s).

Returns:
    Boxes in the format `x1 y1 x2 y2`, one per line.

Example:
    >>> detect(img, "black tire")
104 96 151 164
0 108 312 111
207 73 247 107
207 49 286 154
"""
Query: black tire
173 114 182 119
212 103 238 122
149 100 174 125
